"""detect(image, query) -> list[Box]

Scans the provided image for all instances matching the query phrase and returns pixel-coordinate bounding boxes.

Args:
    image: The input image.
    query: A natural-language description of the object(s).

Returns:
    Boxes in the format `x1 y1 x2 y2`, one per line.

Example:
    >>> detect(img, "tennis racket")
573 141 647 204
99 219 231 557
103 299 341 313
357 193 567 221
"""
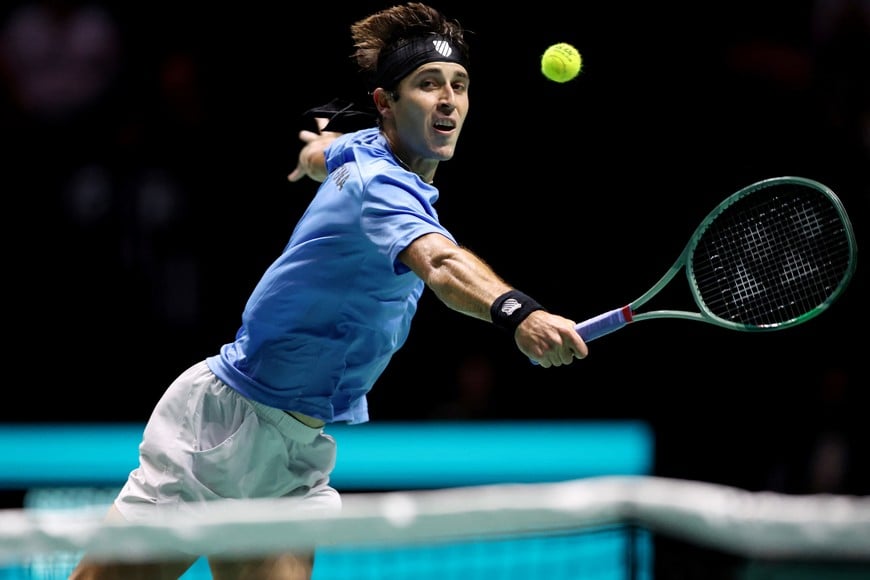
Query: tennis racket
574 175 857 343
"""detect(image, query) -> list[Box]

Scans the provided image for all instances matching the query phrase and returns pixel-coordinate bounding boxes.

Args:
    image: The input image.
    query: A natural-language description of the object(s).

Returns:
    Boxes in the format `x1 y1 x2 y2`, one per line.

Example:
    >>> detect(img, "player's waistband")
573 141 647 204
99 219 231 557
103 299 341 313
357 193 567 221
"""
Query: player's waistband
286 410 326 429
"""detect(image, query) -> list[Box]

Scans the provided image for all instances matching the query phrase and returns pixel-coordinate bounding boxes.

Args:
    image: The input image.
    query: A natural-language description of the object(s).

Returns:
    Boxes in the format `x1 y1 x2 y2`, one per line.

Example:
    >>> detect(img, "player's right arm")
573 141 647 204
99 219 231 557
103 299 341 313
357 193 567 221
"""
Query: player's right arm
287 117 342 183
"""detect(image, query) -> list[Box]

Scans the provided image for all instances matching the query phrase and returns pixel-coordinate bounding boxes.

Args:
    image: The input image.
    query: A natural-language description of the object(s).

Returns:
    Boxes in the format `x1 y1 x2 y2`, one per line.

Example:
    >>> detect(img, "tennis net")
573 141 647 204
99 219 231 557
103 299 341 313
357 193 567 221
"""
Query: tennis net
1 475 868 579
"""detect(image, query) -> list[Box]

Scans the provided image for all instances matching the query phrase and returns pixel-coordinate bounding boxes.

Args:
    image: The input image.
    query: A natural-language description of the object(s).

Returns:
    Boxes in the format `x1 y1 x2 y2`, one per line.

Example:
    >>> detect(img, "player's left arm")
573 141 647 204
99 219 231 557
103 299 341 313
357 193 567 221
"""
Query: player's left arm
400 232 587 366
401 232 510 320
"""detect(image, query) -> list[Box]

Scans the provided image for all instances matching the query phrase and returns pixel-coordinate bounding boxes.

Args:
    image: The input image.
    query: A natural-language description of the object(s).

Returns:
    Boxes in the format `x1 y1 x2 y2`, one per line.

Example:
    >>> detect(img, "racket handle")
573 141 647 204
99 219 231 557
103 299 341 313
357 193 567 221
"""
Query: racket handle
575 306 633 342
530 306 632 365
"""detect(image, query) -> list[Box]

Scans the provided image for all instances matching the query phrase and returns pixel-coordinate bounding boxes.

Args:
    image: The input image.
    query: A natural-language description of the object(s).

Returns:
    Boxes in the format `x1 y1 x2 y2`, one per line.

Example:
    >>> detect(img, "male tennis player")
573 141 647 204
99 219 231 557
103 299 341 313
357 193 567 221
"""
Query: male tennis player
70 3 587 579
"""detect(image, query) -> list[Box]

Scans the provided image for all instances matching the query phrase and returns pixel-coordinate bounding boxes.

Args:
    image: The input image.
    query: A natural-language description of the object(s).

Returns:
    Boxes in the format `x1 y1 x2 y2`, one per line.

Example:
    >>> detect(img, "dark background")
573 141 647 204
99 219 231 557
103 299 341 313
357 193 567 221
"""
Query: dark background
2 0 867 498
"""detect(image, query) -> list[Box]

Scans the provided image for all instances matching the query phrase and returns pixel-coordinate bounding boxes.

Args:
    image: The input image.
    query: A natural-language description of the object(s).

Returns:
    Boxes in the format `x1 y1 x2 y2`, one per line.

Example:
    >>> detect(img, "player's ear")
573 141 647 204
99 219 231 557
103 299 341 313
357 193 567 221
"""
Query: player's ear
372 88 394 116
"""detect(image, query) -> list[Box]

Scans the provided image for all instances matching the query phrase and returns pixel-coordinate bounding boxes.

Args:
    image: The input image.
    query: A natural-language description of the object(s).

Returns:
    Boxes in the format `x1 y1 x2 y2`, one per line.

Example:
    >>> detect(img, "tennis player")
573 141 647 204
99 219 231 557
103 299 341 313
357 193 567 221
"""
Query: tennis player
70 3 587 579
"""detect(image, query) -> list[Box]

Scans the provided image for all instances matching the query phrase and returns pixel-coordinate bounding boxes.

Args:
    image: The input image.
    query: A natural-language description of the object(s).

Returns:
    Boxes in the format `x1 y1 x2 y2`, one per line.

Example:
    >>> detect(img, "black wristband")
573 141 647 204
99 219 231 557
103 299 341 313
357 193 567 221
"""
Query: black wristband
490 290 545 332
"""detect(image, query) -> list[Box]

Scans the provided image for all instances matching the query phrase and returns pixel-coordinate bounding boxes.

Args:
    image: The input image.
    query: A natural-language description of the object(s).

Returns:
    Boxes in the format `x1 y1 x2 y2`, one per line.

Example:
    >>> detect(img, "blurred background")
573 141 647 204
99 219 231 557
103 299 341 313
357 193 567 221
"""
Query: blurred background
1 0 867 507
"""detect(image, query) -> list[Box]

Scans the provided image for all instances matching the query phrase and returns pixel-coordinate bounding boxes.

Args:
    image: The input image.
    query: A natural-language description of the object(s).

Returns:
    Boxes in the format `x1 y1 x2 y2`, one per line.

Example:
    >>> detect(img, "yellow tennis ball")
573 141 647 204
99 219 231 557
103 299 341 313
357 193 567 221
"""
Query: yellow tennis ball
541 43 582 83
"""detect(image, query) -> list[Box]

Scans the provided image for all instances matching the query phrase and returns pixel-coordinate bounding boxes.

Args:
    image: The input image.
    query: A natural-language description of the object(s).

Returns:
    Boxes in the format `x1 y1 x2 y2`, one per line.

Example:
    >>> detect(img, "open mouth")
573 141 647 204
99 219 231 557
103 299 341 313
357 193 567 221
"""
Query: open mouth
434 119 456 131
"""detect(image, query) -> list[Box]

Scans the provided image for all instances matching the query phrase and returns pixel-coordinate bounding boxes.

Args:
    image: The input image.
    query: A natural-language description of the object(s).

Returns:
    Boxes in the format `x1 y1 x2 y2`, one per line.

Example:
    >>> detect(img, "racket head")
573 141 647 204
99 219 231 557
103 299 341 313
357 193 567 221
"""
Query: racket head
685 176 857 331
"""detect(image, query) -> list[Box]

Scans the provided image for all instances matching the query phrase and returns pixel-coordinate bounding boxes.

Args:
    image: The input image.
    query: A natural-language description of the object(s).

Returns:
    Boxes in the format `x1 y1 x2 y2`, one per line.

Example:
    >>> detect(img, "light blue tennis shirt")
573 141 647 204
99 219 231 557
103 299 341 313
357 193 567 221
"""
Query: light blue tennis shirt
207 128 456 424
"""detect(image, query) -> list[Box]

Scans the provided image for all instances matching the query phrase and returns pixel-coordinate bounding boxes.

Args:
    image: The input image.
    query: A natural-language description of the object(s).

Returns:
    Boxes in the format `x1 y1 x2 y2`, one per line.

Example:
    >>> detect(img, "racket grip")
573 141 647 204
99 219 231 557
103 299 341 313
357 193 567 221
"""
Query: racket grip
530 306 632 365
575 306 632 342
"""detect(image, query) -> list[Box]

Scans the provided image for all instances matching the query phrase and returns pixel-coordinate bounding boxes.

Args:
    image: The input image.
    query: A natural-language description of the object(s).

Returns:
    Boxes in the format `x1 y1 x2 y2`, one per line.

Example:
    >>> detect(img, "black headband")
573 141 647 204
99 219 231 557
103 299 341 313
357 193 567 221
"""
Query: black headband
370 34 469 91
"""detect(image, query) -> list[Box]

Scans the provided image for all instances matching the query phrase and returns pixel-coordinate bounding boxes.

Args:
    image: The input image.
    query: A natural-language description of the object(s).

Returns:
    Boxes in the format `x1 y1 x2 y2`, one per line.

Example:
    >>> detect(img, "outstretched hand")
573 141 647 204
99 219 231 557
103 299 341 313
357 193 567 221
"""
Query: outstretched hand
515 310 588 368
287 117 343 184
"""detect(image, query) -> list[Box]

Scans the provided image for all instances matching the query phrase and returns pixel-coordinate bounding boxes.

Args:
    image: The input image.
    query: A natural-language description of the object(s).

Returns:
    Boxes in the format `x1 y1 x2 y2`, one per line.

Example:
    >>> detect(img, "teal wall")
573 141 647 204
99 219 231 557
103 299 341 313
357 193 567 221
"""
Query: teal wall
0 421 653 489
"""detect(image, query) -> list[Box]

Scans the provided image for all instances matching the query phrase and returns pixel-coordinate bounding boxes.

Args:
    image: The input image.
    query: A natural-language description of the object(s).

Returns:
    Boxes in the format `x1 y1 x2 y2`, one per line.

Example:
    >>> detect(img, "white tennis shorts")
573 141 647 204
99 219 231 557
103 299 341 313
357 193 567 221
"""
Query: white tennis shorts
115 361 340 521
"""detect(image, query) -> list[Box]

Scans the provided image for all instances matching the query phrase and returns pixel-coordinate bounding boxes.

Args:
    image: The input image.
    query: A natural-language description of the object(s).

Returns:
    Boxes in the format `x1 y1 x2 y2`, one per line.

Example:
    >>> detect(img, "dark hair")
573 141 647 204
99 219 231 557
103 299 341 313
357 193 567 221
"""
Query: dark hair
350 3 470 90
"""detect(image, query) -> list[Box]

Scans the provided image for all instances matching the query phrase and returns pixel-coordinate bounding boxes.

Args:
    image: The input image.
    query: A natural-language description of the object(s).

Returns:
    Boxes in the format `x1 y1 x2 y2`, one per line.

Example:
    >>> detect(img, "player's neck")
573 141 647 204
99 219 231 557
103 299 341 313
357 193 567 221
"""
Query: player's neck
383 132 437 184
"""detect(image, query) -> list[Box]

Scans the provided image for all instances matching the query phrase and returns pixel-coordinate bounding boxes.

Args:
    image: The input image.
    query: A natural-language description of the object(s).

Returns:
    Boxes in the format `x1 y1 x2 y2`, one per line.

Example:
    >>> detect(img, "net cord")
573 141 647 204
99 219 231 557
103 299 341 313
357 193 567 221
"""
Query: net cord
2 476 868 564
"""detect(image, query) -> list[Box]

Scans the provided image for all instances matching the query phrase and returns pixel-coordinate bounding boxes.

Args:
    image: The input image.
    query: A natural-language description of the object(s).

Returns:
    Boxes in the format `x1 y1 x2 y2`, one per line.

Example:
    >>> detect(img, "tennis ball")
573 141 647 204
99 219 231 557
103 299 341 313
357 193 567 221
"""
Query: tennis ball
541 43 582 83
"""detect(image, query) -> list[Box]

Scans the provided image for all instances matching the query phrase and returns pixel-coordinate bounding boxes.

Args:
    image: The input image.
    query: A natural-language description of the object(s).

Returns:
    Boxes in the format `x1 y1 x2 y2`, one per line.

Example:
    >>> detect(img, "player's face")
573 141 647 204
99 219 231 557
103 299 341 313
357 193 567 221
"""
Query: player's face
392 62 469 164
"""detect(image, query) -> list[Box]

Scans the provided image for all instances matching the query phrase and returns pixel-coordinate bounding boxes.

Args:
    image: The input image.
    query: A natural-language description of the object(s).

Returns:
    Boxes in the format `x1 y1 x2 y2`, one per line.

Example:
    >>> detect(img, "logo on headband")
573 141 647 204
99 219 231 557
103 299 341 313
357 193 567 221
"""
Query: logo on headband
432 39 453 58
371 34 469 90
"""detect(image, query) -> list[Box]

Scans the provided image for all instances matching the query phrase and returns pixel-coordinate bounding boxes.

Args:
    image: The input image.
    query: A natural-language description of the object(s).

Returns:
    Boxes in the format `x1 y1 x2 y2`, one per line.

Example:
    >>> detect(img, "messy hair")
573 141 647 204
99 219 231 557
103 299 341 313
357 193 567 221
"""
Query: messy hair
350 3 469 77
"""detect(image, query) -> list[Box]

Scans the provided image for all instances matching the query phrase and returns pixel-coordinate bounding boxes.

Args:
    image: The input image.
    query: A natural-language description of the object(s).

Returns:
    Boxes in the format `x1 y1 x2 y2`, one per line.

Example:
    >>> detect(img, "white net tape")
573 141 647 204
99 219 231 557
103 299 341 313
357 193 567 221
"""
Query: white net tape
2 476 869 564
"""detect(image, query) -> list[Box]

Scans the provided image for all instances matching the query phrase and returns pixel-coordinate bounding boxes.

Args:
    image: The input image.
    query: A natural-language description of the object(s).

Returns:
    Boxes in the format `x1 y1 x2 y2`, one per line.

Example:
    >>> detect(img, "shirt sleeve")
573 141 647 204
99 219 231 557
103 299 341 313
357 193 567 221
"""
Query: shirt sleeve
360 167 456 275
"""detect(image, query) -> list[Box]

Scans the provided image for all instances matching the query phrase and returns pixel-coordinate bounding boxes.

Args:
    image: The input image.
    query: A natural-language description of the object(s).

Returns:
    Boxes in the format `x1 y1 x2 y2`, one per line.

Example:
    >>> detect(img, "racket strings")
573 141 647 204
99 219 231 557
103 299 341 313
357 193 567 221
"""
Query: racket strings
690 184 853 327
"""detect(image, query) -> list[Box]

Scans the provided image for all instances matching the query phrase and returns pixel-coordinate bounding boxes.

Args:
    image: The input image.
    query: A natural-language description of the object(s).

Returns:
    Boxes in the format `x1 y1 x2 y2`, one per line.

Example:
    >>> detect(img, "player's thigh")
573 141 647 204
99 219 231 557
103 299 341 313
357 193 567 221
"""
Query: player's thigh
209 552 314 580
69 559 198 580
69 505 198 579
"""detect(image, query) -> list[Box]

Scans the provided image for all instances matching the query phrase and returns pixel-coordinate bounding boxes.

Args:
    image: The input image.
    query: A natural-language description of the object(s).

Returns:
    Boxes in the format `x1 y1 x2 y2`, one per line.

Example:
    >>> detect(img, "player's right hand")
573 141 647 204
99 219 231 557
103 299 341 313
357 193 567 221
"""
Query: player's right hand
287 117 342 183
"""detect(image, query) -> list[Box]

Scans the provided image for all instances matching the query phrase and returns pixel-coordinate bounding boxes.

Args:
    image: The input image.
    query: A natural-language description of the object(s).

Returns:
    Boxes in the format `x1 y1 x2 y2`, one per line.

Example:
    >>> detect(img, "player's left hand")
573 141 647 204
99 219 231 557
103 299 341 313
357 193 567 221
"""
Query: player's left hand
515 311 588 367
